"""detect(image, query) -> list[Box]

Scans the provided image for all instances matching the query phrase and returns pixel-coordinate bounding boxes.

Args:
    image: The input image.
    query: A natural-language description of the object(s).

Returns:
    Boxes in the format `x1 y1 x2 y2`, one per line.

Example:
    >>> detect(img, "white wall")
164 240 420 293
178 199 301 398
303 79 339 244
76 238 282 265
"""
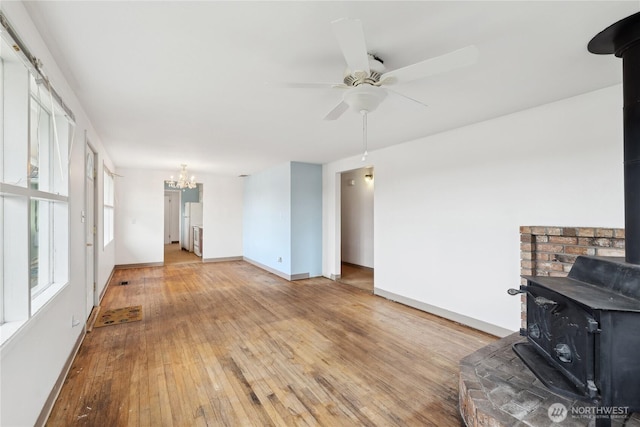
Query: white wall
115 168 243 265
341 167 374 268
323 85 624 336
114 169 166 264
201 175 243 260
1 3 115 426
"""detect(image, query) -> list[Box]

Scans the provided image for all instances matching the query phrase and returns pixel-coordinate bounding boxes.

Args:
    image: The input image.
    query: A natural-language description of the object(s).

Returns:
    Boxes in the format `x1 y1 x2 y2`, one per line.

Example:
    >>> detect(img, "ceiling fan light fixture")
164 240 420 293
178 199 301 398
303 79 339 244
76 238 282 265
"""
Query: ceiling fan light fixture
343 85 387 114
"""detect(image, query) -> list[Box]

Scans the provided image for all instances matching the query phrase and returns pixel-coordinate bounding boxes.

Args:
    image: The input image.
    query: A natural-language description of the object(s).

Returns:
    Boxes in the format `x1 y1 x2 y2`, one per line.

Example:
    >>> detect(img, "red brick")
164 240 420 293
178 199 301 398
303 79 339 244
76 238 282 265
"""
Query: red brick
547 227 563 236
614 229 625 238
520 243 534 252
521 268 534 276
520 226 532 234
535 235 549 243
535 261 552 271
554 254 577 263
596 248 625 257
521 252 534 260
578 237 595 246
594 238 614 247
536 253 551 261
520 234 532 243
595 228 614 238
549 271 569 277
563 228 577 237
535 243 564 253
548 236 578 245
535 270 550 276
521 260 534 269
531 226 547 235
577 228 596 237
565 246 596 255
536 261 564 272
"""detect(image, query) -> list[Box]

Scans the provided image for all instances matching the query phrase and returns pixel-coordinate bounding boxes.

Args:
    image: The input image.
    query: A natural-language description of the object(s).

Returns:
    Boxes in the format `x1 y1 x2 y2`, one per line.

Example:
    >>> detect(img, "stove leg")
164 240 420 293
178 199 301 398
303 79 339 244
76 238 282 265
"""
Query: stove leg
595 415 611 427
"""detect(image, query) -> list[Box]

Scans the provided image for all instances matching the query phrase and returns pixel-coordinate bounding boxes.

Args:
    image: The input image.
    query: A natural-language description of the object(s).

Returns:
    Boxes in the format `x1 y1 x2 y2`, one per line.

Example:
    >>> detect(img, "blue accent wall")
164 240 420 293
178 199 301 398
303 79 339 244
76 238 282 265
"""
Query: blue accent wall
291 162 322 277
243 162 292 274
243 161 322 279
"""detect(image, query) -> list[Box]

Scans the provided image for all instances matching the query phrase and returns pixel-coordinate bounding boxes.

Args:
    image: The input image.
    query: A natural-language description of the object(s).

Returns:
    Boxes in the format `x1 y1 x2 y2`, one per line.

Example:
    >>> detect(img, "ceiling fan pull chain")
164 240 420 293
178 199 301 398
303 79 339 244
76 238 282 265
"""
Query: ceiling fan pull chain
361 110 368 161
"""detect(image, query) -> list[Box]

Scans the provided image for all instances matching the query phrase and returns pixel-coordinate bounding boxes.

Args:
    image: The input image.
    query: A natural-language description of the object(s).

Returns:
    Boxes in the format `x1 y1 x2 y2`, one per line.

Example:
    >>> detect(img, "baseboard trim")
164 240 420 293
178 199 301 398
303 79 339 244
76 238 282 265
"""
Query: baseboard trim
115 262 163 269
35 329 85 427
202 256 243 263
374 288 513 338
100 267 115 302
243 257 310 281
291 272 310 281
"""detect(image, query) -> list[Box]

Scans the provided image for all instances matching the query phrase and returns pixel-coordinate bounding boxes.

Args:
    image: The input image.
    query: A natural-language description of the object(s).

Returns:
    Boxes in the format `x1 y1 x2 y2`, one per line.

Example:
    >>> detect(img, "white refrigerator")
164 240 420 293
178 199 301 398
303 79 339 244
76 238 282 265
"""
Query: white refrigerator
181 202 203 252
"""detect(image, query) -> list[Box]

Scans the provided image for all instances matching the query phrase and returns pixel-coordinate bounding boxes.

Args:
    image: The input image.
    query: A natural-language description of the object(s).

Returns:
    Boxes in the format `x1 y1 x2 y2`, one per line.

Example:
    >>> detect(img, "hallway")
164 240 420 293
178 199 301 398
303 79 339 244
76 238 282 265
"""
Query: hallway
163 243 201 265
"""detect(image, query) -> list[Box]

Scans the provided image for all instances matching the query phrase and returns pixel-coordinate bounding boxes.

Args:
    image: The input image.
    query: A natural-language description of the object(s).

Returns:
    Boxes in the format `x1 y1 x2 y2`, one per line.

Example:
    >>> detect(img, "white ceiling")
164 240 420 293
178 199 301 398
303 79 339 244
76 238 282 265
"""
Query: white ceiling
22 1 639 176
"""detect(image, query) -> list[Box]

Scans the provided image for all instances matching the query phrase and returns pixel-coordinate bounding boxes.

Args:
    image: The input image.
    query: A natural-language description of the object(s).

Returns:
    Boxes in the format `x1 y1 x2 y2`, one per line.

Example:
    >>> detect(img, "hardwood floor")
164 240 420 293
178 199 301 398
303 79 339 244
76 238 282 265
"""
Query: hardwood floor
47 261 496 426
164 243 201 265
338 262 374 292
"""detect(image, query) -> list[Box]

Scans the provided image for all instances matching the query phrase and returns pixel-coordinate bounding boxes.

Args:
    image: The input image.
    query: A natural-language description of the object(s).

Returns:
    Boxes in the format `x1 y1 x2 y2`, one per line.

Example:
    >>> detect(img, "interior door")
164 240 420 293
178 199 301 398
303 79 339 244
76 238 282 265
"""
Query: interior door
164 193 172 244
164 191 181 244
85 143 97 318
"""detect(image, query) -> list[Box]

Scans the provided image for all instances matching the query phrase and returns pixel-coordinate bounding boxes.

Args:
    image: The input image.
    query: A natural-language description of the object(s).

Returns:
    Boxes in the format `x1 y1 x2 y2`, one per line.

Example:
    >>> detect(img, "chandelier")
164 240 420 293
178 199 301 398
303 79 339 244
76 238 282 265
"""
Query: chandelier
167 164 197 189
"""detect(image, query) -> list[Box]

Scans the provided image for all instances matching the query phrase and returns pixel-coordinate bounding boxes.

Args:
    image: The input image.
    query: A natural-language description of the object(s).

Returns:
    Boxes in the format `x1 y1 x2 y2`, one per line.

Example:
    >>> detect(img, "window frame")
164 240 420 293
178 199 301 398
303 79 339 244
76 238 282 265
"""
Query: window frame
103 167 115 248
0 15 74 341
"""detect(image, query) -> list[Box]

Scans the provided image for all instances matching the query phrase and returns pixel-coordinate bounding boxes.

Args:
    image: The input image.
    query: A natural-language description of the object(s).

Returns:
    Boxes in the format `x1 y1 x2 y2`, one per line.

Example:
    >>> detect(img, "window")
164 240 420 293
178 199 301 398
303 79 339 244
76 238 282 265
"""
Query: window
0 22 73 336
104 168 114 247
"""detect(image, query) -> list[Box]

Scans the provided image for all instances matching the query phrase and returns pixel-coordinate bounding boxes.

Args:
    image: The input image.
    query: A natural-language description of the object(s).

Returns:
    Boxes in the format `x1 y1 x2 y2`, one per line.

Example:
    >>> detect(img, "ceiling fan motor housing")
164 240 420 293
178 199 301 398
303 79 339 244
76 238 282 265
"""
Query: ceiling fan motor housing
343 70 383 87
342 54 386 87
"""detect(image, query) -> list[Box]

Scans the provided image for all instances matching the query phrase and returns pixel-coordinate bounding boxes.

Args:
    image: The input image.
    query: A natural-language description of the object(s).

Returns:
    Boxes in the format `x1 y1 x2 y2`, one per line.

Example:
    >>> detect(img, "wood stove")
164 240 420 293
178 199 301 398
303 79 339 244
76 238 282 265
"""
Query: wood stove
509 12 640 426
511 256 640 410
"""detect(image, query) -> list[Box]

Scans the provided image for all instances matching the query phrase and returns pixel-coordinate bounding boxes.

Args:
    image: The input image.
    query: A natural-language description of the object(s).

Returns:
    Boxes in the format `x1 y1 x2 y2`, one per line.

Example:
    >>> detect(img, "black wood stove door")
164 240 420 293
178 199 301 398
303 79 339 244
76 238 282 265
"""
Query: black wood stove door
526 283 599 400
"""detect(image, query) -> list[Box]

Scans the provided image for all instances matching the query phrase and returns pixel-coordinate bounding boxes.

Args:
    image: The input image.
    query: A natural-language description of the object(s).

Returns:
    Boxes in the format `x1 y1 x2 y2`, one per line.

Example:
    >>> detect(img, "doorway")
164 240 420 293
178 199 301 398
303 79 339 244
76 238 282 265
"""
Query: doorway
163 183 203 265
339 167 374 292
85 140 98 319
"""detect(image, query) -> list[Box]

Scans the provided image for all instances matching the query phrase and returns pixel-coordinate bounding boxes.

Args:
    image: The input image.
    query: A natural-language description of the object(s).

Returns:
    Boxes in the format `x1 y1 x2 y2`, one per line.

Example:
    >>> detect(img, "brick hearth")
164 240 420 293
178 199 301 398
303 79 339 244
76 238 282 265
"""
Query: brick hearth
459 334 640 426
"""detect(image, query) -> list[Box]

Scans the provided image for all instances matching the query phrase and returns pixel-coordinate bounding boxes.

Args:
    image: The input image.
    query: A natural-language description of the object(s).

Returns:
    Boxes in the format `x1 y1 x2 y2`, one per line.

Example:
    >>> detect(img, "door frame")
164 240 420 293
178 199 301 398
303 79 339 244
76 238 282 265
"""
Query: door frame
85 136 98 318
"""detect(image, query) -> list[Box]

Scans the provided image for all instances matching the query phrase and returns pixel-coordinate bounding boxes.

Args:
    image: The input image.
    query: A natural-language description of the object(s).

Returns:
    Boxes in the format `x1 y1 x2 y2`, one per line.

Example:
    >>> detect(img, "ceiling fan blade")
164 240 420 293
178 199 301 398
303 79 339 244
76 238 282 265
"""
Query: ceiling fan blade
386 89 428 108
324 101 349 121
331 18 370 74
381 45 479 85
269 82 347 89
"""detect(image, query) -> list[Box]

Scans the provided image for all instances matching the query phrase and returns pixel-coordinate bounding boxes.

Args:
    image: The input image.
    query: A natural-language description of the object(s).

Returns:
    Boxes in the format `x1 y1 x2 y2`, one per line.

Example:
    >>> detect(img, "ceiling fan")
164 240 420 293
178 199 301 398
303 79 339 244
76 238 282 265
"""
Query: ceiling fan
280 18 479 121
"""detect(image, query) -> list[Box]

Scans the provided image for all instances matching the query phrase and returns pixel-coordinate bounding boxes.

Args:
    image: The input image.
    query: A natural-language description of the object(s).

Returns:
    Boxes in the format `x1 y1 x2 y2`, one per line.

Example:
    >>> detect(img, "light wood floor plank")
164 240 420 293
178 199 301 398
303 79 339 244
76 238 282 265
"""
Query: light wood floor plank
46 261 496 426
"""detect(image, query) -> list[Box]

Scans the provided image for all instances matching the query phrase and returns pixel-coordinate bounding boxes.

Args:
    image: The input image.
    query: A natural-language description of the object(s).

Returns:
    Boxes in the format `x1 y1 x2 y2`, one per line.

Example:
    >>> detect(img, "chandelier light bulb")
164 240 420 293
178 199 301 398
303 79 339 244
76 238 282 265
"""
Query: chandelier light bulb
167 164 197 189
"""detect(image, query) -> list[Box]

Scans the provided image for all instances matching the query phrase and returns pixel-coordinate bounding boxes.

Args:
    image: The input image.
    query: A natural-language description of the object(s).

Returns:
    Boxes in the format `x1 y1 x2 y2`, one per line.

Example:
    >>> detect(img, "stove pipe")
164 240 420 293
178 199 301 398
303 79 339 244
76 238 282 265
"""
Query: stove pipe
589 12 640 264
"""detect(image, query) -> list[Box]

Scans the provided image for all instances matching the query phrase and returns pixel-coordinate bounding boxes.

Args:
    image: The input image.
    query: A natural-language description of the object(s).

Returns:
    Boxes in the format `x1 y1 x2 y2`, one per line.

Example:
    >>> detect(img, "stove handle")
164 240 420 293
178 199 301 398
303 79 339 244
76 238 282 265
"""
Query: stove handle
508 287 561 311
507 286 530 296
